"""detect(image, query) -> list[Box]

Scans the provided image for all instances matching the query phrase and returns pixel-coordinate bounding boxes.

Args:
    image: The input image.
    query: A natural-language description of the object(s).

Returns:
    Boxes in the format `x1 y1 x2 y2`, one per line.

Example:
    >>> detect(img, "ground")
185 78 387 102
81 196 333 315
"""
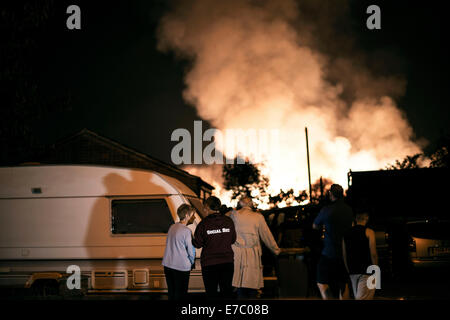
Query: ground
1 261 448 300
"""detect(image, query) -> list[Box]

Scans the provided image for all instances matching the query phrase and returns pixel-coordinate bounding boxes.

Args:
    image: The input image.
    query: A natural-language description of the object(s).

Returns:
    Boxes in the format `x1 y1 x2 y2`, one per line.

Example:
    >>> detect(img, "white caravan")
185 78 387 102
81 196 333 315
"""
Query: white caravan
0 165 205 295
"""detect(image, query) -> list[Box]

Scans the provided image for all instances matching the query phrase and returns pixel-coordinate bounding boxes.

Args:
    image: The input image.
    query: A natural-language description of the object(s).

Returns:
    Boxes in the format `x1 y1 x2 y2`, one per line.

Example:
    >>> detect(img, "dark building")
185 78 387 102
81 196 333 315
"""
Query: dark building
24 128 213 200
347 168 450 221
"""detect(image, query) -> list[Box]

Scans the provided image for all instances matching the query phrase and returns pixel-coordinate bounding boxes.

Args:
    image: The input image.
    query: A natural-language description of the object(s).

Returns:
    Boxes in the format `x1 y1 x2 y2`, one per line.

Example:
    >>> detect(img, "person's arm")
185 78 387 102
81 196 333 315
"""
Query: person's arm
258 215 281 255
366 228 378 266
342 238 350 273
185 231 196 265
312 209 324 230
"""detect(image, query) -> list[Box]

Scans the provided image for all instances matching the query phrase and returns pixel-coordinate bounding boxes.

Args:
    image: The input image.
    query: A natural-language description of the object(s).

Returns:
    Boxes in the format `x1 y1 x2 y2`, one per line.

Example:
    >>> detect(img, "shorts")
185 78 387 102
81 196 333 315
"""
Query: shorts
316 255 349 287
349 274 375 300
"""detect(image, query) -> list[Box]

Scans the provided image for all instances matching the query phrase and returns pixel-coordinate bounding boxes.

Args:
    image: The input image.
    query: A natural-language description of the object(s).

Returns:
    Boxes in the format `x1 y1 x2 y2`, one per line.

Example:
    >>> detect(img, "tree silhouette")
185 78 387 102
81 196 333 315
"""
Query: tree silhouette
222 159 269 201
222 159 314 208
385 153 423 170
268 188 308 207
385 135 450 170
430 147 449 168
429 135 450 168
310 177 334 203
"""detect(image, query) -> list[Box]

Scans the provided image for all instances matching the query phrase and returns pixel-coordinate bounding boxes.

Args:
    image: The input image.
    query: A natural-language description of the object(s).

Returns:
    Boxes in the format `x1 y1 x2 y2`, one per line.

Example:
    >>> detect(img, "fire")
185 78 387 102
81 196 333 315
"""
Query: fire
159 0 424 208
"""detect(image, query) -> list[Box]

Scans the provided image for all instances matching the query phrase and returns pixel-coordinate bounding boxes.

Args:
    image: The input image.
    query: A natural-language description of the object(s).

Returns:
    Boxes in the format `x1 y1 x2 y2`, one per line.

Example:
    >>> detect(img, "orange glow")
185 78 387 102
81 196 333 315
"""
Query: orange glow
160 0 427 208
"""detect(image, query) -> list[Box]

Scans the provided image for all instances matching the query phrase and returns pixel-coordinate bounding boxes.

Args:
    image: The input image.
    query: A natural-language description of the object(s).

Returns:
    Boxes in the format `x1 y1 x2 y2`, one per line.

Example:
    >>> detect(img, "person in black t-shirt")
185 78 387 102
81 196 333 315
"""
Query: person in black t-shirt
193 196 236 299
342 212 378 300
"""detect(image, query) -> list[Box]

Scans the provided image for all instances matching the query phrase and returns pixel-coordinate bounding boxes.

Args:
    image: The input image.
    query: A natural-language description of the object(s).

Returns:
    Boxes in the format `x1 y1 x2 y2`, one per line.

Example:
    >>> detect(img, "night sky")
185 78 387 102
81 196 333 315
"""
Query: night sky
5 0 450 164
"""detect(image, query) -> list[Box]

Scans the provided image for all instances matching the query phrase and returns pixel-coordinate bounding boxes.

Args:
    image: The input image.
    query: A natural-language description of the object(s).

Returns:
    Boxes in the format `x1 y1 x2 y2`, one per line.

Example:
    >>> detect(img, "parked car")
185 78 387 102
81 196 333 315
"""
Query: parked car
407 219 450 265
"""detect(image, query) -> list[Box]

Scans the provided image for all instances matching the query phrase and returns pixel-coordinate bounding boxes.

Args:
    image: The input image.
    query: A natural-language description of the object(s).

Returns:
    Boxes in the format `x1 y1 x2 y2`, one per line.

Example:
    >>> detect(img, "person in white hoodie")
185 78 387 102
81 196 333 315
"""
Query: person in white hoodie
230 196 281 299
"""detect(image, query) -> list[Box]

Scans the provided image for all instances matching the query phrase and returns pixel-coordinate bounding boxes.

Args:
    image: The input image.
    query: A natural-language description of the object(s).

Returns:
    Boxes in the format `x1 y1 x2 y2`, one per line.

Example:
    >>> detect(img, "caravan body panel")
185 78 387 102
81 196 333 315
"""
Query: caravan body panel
0 165 204 293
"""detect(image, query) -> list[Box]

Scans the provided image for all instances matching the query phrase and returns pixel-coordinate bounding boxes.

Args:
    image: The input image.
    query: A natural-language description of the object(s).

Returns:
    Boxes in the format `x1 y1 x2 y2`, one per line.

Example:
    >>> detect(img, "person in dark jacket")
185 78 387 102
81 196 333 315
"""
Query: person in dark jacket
193 196 236 299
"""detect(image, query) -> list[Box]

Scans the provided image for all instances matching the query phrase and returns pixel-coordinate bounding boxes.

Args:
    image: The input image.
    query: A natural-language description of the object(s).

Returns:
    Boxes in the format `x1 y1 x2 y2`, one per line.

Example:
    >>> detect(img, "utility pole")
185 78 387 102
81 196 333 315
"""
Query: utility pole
305 127 312 203
320 176 324 202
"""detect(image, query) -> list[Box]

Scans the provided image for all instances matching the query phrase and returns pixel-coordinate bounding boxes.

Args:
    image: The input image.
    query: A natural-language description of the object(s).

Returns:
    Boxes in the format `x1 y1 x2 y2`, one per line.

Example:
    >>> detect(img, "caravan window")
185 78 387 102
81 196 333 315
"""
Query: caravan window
111 199 174 234
188 197 206 219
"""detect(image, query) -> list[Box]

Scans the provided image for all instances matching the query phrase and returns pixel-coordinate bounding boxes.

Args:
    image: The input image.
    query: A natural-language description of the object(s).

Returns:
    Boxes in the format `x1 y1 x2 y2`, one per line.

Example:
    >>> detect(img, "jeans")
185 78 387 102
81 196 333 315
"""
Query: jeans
349 274 375 300
164 266 190 301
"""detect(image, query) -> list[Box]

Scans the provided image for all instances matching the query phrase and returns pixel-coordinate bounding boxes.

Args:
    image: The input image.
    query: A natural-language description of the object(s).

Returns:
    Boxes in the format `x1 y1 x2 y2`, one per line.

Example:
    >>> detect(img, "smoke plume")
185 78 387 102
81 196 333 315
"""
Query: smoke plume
157 0 424 207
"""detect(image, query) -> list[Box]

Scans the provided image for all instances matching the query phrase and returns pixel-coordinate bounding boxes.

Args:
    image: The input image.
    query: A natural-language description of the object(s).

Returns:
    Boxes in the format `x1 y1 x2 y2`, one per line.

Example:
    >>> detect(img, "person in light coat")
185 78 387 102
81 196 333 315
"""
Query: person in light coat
230 196 281 299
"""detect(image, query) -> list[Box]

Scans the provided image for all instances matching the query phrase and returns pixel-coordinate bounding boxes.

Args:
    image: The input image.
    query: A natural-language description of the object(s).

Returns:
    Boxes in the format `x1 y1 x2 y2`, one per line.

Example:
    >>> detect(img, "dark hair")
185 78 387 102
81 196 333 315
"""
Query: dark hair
219 204 232 215
355 212 369 222
205 196 221 211
330 184 344 199
177 204 194 220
